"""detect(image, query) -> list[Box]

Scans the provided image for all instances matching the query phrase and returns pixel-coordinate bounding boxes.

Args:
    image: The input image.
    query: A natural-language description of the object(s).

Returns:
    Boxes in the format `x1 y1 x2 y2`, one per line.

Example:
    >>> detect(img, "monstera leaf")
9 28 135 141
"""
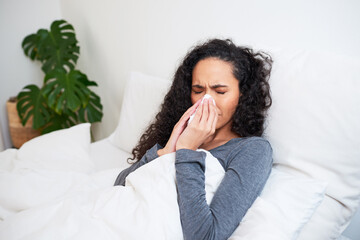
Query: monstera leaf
41 111 78 134
16 85 51 129
18 19 103 135
22 20 79 74
78 91 103 123
43 69 97 115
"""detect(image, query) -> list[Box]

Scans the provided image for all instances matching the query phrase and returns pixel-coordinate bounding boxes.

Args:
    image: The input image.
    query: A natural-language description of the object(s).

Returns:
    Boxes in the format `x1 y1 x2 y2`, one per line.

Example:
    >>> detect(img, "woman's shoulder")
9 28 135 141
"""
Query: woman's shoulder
229 136 272 149
227 136 273 160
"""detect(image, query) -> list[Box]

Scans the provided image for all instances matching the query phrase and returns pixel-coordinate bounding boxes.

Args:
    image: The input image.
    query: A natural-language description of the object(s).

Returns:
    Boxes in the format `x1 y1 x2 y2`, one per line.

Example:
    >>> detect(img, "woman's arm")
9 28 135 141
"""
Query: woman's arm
114 96 202 186
113 143 162 186
175 138 273 240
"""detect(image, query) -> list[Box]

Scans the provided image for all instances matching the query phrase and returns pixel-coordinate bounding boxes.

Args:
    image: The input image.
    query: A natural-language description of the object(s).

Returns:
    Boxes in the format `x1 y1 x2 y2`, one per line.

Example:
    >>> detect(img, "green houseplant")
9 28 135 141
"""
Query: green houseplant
16 19 103 134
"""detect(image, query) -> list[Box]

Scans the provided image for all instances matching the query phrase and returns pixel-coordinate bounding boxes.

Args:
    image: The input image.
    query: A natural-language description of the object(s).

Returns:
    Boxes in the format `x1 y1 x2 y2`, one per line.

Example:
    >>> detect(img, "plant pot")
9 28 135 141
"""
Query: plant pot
6 97 40 148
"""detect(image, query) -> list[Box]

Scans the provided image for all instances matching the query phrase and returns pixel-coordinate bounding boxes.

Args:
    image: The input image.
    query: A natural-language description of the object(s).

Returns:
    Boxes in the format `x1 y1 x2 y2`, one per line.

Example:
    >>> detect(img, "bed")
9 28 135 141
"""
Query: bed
0 48 359 239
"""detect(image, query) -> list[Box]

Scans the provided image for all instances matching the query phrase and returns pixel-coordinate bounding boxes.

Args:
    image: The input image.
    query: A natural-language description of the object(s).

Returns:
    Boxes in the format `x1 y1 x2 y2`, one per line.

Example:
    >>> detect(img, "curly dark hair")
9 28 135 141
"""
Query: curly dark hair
129 38 272 162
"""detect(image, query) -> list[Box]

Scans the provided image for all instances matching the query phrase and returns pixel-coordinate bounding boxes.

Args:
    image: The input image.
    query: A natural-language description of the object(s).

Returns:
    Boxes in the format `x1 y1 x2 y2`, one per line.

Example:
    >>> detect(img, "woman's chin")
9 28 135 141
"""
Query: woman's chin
216 119 233 132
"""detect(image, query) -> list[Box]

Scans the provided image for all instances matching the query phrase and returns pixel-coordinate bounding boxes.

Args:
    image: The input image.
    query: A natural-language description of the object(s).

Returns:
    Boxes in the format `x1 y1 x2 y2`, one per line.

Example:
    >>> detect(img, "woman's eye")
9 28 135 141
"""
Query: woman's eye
216 91 225 95
193 91 203 94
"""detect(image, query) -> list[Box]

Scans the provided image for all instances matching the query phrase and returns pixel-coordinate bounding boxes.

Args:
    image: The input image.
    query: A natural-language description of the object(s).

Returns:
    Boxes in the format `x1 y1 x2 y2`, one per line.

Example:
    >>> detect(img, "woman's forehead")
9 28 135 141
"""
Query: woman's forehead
192 58 236 82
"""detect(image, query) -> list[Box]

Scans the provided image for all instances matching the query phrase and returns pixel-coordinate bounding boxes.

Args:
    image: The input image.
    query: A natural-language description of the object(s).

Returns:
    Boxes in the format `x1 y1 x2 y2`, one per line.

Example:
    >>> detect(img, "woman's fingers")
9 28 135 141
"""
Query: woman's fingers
172 98 203 137
200 98 210 123
202 99 215 131
164 97 218 154
162 99 202 155
192 99 204 123
176 98 218 151
192 98 216 123
179 98 202 123
192 98 217 132
208 100 218 131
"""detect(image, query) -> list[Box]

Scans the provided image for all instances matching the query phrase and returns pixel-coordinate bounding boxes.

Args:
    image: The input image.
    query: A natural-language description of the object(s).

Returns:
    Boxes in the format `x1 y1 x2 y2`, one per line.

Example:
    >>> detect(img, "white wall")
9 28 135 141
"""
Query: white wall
2 0 360 145
0 0 62 149
0 119 4 151
59 0 360 141
1 0 359 145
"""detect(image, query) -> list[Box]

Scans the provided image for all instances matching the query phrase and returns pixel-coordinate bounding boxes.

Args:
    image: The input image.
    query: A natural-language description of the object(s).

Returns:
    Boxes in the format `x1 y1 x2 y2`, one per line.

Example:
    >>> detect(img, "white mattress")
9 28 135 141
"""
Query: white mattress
90 135 132 172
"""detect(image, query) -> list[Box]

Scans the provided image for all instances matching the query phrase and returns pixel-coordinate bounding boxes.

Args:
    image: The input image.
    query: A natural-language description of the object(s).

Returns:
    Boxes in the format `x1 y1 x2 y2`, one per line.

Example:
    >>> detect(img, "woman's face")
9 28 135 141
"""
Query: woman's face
191 57 241 131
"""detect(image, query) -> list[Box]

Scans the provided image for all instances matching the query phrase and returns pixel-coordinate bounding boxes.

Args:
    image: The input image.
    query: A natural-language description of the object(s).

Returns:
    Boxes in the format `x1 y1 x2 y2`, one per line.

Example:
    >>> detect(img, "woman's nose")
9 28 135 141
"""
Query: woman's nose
202 93 216 106
203 90 213 98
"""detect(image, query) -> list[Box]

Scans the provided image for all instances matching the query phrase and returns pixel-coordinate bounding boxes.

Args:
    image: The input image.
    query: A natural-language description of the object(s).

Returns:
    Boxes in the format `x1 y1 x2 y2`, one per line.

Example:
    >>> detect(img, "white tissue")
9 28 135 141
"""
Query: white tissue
187 94 216 124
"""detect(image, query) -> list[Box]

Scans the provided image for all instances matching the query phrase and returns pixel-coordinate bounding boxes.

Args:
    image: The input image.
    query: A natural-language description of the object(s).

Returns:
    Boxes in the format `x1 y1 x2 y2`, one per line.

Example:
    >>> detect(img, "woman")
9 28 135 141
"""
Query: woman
114 38 273 239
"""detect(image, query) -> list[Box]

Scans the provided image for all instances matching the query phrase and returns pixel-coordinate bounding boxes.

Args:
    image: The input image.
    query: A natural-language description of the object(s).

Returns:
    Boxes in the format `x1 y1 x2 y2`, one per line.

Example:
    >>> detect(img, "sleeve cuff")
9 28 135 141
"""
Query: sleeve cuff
175 149 207 171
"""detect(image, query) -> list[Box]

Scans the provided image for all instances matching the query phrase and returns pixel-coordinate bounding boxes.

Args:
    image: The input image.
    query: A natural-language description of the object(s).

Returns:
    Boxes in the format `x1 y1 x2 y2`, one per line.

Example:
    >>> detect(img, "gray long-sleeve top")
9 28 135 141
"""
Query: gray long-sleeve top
114 136 273 240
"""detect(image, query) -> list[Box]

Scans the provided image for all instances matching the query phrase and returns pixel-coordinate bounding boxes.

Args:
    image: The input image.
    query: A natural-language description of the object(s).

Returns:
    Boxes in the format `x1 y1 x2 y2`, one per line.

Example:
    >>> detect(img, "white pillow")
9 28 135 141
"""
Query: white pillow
109 71 171 153
264 49 360 239
229 168 327 240
16 123 93 173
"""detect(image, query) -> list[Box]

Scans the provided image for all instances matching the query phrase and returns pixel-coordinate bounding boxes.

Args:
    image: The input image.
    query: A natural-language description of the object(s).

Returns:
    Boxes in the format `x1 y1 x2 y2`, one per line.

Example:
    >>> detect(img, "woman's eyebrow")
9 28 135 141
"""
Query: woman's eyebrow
211 84 228 88
191 84 228 89
192 84 204 89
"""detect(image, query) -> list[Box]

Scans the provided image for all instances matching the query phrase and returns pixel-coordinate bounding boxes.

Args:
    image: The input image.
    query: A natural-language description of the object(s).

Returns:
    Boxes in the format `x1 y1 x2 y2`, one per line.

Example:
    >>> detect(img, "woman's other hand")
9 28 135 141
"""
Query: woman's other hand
157 98 202 156
176 97 218 151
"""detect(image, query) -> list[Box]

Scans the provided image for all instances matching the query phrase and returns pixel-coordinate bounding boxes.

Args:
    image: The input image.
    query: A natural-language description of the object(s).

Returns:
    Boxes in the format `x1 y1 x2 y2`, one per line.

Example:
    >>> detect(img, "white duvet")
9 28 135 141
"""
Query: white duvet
0 149 225 240
0 124 328 240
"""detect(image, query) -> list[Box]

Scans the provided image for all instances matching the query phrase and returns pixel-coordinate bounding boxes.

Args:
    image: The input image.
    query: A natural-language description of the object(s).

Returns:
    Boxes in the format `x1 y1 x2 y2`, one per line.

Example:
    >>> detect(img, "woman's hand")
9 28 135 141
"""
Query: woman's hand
157 98 202 156
176 98 218 151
